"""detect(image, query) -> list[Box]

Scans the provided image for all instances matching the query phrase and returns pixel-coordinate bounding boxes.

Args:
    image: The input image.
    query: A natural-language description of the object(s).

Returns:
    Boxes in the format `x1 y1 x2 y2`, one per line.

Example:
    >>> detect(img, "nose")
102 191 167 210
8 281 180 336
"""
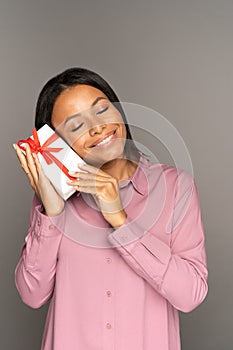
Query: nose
89 122 107 136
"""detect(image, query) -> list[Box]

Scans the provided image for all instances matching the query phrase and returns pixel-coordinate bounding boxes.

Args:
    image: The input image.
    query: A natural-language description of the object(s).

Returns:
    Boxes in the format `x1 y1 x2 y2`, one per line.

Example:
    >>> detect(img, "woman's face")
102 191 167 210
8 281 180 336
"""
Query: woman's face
51 84 127 166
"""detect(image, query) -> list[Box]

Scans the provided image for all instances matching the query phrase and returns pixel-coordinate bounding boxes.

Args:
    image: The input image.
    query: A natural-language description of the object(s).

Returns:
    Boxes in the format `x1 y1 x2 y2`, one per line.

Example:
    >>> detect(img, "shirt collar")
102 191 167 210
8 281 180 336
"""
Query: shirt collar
76 153 149 198
119 153 148 196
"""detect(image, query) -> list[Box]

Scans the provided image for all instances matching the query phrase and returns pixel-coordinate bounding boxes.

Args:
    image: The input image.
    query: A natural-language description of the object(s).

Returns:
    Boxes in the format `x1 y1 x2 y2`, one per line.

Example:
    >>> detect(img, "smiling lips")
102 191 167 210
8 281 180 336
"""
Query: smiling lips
91 129 117 148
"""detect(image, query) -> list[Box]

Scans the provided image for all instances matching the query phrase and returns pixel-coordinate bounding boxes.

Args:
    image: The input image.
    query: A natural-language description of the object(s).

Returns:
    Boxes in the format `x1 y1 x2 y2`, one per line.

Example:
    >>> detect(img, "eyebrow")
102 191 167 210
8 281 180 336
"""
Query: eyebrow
64 96 108 125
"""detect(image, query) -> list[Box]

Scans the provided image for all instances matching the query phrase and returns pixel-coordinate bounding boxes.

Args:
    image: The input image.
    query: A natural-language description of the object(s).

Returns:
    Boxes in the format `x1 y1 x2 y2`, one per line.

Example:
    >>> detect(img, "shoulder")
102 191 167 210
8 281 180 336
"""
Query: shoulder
141 154 194 189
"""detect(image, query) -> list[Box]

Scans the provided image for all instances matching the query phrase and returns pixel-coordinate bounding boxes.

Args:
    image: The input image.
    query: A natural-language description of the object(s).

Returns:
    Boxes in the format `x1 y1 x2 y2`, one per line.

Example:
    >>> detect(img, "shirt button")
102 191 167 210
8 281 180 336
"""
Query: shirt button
49 224 55 230
106 290 112 297
106 323 112 329
37 220 41 226
106 257 112 264
35 227 41 238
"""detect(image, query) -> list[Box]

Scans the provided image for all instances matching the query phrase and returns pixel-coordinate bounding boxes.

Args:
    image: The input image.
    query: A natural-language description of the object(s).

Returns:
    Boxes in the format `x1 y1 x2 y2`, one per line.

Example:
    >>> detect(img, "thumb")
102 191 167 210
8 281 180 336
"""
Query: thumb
92 193 101 207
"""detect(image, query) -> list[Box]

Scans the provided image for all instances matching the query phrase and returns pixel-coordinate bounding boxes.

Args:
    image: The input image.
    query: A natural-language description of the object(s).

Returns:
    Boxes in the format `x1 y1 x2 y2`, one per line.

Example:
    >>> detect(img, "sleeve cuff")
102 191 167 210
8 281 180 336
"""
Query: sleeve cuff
107 213 148 254
31 204 66 238
108 213 171 265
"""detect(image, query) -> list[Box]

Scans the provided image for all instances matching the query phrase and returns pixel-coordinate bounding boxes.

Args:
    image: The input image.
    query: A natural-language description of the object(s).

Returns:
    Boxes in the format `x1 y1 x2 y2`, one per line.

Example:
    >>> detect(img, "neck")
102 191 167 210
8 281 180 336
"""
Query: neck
100 156 138 182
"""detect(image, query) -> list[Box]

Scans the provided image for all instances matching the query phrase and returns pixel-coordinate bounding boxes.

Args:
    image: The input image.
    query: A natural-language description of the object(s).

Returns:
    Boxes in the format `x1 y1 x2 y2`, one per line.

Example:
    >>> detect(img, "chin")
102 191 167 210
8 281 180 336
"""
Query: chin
85 143 125 166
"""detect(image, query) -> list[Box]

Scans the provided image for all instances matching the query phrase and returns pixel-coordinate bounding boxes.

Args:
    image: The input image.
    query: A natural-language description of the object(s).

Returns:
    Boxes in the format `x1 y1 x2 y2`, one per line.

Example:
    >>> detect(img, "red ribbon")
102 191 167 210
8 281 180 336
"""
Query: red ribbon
17 128 76 180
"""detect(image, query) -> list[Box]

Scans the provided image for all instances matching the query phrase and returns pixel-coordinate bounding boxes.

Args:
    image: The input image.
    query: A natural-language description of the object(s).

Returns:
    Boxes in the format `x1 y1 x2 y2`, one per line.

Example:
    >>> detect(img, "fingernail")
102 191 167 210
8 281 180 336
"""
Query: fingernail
77 163 85 168
12 143 16 149
68 170 76 175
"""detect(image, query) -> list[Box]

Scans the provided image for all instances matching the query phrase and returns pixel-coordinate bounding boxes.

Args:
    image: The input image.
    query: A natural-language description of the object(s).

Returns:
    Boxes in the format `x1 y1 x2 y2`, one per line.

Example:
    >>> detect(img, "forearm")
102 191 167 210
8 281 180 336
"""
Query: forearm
108 227 208 312
107 175 209 313
15 201 65 308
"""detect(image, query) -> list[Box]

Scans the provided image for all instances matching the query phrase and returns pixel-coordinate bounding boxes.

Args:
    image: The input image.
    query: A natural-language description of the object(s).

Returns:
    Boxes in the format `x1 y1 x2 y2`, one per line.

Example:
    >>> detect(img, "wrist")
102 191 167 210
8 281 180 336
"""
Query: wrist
110 210 127 229
43 202 65 217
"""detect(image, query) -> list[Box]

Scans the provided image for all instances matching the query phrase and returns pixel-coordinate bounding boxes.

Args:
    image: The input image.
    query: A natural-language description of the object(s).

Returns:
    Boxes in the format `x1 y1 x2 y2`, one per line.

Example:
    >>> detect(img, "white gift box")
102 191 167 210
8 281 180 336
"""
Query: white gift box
17 124 87 200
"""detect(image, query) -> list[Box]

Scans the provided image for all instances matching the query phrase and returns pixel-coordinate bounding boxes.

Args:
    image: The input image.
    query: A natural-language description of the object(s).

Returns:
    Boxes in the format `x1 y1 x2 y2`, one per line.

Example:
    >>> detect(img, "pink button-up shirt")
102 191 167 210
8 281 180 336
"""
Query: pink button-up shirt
15 153 208 350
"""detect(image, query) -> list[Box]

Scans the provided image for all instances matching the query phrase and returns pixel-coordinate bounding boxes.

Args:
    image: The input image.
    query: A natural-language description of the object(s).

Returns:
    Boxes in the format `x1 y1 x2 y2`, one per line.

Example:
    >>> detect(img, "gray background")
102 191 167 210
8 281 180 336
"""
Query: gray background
1 0 232 349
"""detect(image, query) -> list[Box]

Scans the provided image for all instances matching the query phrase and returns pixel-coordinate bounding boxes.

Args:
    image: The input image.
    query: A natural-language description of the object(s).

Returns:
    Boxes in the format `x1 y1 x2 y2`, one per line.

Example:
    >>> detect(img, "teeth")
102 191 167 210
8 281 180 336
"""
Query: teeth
95 132 114 147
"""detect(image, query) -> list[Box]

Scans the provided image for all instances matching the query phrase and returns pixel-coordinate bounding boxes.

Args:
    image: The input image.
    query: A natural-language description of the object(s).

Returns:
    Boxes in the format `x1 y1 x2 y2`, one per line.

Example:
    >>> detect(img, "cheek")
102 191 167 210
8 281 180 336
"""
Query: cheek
69 136 87 157
119 123 127 139
112 112 126 134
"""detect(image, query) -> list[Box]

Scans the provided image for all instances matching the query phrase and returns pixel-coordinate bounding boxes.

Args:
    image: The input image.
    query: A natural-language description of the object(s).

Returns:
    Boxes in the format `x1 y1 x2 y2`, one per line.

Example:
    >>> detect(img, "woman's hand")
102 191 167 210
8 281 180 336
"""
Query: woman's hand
67 163 127 229
13 143 65 217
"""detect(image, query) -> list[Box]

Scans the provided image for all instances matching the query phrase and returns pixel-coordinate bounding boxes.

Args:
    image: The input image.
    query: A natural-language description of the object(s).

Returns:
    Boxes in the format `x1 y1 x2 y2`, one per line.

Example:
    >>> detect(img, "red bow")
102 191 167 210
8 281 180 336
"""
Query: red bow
17 128 76 180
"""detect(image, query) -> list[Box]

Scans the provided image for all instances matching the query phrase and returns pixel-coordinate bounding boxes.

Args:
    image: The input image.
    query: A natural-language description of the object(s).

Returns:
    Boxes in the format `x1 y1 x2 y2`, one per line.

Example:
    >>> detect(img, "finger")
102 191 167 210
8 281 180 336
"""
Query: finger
71 183 119 205
14 143 31 174
32 152 42 174
66 181 114 195
77 163 112 178
27 171 36 188
24 144 39 180
14 144 38 191
72 184 98 195
67 172 111 183
26 171 40 199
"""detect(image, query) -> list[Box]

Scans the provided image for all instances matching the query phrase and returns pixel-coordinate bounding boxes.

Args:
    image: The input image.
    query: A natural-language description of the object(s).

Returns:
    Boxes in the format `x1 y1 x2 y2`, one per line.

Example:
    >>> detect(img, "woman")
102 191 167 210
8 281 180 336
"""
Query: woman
14 67 208 350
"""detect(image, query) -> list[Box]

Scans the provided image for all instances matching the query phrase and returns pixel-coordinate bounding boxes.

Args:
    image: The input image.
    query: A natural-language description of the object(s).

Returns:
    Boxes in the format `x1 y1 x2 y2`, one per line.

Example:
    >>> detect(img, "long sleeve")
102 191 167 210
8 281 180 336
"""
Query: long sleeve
107 170 208 313
14 194 65 309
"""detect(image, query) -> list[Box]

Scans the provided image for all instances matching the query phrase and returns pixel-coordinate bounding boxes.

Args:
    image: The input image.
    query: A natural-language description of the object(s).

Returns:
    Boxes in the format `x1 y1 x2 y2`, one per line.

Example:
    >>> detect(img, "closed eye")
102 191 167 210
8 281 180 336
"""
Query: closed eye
71 122 84 132
96 106 109 115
